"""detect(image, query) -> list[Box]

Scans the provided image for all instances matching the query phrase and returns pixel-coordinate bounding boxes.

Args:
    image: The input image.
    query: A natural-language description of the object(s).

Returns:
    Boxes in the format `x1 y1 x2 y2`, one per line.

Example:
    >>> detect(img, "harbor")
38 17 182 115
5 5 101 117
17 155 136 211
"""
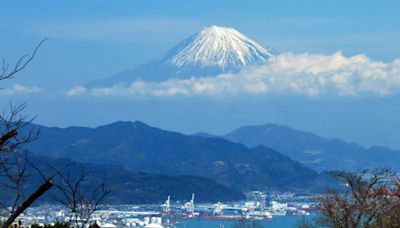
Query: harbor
9 191 316 227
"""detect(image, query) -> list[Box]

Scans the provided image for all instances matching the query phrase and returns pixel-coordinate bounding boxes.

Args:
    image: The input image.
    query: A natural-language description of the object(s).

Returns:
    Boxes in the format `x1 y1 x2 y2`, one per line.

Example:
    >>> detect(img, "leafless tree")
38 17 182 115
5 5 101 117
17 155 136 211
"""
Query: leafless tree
1 39 110 228
313 168 400 228
0 39 55 228
51 165 111 228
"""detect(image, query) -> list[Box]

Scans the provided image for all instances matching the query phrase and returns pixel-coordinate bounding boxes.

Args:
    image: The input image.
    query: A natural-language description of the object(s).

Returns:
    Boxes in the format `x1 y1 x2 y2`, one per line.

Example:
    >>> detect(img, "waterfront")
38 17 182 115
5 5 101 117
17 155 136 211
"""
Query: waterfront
7 190 316 227
3 191 317 227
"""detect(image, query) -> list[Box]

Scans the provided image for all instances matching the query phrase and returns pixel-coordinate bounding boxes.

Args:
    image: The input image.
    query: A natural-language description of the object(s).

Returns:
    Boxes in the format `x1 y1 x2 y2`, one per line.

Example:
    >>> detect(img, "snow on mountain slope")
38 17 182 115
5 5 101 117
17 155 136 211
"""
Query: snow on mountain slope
87 25 276 86
165 25 275 70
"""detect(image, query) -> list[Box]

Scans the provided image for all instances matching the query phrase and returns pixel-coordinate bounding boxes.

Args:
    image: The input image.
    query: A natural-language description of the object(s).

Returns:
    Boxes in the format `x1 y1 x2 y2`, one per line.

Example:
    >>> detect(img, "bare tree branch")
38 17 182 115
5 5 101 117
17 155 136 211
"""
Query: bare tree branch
315 169 400 227
52 165 111 228
1 181 53 228
0 38 48 82
0 39 52 227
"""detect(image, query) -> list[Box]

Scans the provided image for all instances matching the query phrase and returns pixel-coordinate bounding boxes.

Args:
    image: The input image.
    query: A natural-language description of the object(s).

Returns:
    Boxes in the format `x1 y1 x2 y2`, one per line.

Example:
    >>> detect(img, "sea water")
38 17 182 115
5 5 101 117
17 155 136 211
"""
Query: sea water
175 215 315 228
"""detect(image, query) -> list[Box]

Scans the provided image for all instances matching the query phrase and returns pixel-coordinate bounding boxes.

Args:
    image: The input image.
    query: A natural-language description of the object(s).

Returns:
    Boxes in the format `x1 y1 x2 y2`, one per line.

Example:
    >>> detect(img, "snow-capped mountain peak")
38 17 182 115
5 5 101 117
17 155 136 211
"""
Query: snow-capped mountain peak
87 25 276 86
165 25 275 70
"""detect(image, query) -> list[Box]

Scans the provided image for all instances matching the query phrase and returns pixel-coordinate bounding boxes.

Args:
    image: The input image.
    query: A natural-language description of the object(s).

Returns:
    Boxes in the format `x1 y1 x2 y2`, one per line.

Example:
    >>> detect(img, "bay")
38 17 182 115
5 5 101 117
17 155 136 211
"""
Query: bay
175 215 315 228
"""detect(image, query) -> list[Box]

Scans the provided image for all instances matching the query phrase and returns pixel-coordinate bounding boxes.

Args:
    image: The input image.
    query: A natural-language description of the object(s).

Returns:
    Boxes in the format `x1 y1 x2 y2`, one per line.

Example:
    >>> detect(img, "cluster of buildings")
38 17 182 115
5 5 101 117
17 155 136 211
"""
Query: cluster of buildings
2 191 314 227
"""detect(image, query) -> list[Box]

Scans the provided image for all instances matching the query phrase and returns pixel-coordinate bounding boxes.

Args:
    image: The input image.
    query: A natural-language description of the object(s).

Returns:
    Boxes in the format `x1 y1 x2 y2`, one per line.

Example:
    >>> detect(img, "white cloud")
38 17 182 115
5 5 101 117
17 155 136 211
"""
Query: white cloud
66 52 400 97
0 84 41 96
65 86 87 97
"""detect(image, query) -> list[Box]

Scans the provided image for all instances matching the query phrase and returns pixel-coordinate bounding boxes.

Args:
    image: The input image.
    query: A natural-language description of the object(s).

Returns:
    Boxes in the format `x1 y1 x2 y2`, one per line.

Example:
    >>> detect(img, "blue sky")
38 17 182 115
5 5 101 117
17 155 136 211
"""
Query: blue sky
1 0 400 148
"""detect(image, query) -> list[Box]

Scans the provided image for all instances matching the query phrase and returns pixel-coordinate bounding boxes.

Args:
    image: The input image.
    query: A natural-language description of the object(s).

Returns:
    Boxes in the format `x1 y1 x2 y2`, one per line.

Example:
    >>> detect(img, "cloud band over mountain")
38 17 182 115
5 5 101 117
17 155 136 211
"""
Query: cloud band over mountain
0 84 41 96
66 52 400 97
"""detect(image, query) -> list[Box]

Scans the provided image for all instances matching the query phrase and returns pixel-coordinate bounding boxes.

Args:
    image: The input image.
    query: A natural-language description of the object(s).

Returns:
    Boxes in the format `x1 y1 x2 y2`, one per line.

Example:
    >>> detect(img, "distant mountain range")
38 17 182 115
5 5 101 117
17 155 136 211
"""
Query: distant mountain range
88 26 276 87
21 120 399 204
25 121 334 193
219 124 400 171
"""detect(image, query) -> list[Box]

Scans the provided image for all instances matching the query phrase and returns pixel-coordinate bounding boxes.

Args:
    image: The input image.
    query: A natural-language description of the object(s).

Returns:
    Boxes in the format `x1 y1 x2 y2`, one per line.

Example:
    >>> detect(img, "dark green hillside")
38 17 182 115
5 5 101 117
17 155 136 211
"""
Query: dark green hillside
26 121 335 192
0 155 244 205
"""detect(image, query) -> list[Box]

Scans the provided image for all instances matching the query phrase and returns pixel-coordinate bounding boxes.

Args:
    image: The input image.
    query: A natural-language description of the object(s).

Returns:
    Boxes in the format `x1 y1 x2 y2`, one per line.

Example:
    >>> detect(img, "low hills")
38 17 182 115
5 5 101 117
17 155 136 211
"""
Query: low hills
223 124 400 171
25 121 334 193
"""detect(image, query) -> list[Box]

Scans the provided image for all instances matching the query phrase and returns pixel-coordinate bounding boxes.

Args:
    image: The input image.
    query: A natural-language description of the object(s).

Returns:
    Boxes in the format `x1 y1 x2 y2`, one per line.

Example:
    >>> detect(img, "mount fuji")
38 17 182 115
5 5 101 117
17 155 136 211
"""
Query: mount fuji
88 25 276 87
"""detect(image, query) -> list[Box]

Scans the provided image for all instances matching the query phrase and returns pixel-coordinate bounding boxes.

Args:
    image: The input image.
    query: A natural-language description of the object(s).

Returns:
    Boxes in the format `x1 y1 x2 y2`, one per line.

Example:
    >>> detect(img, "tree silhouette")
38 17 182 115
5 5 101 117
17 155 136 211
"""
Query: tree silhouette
308 168 400 227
